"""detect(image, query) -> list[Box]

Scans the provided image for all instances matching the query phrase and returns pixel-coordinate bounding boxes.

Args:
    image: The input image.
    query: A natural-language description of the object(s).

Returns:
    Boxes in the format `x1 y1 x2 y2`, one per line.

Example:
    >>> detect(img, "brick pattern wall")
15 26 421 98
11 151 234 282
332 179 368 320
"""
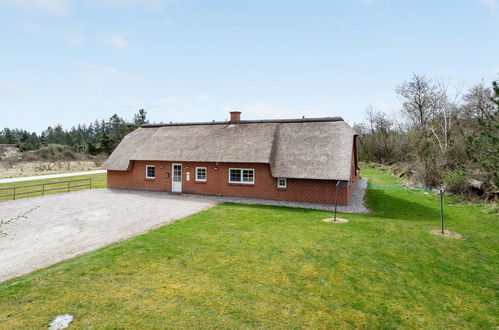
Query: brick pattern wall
107 160 353 205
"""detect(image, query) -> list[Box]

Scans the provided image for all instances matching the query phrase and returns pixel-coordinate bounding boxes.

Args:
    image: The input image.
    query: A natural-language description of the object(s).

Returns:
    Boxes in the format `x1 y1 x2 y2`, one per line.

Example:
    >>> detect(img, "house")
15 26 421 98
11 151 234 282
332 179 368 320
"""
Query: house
102 112 360 205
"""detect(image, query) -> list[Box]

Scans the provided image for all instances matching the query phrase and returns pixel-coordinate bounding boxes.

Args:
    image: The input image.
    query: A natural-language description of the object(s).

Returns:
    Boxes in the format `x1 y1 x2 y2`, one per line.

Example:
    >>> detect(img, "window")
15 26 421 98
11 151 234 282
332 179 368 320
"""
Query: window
229 168 254 184
277 178 287 188
145 165 155 179
196 167 207 182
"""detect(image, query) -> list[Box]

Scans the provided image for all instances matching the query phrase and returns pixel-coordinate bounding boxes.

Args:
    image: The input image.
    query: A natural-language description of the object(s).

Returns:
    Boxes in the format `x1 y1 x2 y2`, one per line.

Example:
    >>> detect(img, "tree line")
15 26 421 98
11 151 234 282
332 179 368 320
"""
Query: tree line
0 109 149 155
355 75 498 198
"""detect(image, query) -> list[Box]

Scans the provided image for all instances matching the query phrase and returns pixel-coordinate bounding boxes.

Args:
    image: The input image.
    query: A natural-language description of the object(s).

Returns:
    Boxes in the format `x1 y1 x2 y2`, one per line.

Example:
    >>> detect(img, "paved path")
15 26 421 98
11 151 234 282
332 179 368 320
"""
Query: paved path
0 170 106 184
0 189 216 282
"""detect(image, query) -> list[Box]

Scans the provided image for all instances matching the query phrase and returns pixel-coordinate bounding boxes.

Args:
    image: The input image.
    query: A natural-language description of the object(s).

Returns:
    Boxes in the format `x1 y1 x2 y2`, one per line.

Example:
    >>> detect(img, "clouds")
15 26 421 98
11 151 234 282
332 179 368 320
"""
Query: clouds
0 81 23 98
0 0 71 15
98 33 129 49
78 61 129 80
479 0 498 9
64 32 86 45
88 0 165 10
479 0 499 15
0 0 168 16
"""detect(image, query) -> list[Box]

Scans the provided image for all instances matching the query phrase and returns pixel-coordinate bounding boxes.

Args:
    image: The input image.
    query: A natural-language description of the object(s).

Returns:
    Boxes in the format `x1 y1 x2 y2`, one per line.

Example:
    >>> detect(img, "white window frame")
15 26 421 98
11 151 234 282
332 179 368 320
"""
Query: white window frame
277 178 287 188
145 165 156 179
195 167 207 182
228 168 255 184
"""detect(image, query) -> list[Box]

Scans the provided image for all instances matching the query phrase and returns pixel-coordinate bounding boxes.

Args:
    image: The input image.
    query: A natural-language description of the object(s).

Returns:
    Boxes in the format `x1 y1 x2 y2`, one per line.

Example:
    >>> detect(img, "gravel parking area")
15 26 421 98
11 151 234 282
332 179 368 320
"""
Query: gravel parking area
0 189 216 282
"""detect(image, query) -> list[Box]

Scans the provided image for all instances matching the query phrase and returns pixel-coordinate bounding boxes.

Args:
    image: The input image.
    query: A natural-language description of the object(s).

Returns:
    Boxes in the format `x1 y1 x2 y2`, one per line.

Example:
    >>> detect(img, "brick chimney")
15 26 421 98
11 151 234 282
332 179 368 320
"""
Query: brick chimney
229 111 241 123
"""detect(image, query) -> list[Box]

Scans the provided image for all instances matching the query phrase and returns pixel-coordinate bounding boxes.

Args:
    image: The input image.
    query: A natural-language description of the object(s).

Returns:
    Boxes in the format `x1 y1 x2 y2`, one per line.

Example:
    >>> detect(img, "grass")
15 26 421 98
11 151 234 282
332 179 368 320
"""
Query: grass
0 173 107 201
0 168 497 328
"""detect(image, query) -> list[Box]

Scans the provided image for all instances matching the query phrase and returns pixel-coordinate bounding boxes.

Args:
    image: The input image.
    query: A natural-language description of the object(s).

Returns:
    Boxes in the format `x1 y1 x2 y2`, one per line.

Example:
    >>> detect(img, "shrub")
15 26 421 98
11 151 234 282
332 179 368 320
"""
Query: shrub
443 170 469 194
62 149 76 160
91 153 108 166
21 152 39 162
39 146 55 159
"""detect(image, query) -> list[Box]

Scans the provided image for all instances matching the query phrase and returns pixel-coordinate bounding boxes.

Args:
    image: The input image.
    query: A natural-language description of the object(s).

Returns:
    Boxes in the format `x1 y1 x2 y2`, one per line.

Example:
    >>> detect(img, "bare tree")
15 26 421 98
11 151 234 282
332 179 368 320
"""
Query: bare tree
429 81 462 165
356 107 409 164
458 82 494 138
462 81 494 119
396 74 442 186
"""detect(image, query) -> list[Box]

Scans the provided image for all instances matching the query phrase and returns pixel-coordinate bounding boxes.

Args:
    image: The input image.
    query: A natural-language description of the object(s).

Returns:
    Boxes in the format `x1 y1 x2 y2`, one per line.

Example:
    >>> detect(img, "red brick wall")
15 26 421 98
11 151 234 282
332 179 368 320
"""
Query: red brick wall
107 160 353 205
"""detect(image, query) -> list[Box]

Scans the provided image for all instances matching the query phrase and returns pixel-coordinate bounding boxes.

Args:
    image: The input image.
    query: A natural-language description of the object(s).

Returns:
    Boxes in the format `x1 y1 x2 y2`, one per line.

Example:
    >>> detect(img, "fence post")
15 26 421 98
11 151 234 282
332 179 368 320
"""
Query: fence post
68 181 70 192
42 184 45 196
90 178 92 189
13 187 16 200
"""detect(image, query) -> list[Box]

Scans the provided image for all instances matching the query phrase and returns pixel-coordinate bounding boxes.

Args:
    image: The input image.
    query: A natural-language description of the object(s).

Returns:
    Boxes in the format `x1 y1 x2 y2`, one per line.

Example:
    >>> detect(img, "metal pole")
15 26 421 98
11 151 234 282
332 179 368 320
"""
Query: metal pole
42 184 45 196
440 189 444 234
90 178 92 190
334 181 340 222
13 187 16 200
68 181 70 192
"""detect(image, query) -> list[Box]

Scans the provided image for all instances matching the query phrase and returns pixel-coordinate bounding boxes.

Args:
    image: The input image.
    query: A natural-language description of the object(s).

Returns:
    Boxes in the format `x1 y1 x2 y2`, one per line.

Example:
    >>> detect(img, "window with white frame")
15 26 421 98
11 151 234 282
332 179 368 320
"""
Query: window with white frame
145 165 155 179
277 178 287 188
195 167 207 182
229 168 254 184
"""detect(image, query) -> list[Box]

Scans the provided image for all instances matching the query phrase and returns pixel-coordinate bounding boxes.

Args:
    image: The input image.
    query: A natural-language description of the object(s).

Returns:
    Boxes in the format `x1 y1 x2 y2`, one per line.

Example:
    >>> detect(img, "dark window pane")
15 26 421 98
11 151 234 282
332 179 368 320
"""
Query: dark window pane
147 166 155 178
230 169 241 182
242 169 254 183
197 168 206 180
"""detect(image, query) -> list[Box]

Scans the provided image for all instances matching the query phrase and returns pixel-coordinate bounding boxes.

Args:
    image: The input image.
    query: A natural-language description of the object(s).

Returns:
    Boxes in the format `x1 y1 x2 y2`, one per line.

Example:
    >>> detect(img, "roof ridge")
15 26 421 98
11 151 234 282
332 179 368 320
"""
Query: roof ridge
141 116 344 128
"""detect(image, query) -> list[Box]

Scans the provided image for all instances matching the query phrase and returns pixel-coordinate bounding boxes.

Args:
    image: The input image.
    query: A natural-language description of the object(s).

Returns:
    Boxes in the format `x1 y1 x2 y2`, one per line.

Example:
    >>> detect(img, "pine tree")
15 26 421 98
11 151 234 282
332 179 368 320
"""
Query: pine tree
466 81 499 192
99 133 113 155
133 109 149 126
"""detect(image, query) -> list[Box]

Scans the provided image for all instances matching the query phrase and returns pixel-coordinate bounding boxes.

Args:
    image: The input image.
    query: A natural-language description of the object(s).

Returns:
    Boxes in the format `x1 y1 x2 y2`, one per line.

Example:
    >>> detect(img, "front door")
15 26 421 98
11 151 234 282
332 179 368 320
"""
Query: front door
172 164 182 192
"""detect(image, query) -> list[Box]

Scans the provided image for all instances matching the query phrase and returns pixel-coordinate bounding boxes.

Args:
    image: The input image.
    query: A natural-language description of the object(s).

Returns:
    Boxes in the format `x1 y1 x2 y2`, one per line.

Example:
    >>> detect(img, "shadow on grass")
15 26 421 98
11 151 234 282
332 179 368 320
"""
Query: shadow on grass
220 202 323 215
366 189 440 221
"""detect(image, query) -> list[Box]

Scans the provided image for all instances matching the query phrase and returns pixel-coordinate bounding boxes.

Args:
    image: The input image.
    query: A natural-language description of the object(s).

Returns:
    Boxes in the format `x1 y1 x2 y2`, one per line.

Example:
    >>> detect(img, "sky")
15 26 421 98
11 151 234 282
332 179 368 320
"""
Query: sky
0 0 498 133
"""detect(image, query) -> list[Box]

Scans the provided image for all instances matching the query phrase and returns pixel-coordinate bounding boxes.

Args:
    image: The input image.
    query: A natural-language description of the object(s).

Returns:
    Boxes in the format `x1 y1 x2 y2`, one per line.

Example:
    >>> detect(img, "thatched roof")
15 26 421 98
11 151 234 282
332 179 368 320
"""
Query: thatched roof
102 117 357 181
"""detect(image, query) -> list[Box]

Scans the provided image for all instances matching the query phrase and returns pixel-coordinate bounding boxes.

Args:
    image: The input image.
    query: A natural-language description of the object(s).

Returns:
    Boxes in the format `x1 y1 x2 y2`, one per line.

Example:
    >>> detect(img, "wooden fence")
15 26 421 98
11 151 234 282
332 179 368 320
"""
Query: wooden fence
0 178 92 201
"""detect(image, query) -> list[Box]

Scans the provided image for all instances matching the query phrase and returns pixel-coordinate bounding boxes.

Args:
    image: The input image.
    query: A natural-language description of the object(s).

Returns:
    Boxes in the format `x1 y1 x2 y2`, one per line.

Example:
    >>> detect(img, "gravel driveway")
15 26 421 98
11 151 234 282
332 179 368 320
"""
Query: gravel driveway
0 189 217 283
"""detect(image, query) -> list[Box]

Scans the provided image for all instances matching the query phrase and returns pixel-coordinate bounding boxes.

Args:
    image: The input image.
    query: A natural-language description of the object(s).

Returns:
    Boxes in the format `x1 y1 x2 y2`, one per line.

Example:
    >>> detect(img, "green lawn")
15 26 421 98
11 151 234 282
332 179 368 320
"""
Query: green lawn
0 173 107 201
0 169 497 328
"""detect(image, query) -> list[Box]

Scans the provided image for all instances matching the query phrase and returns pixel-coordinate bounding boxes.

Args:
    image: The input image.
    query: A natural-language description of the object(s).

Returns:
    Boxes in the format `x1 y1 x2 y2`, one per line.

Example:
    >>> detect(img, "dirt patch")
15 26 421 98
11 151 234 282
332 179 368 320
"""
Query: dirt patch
430 229 462 239
323 217 349 223
0 161 100 179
